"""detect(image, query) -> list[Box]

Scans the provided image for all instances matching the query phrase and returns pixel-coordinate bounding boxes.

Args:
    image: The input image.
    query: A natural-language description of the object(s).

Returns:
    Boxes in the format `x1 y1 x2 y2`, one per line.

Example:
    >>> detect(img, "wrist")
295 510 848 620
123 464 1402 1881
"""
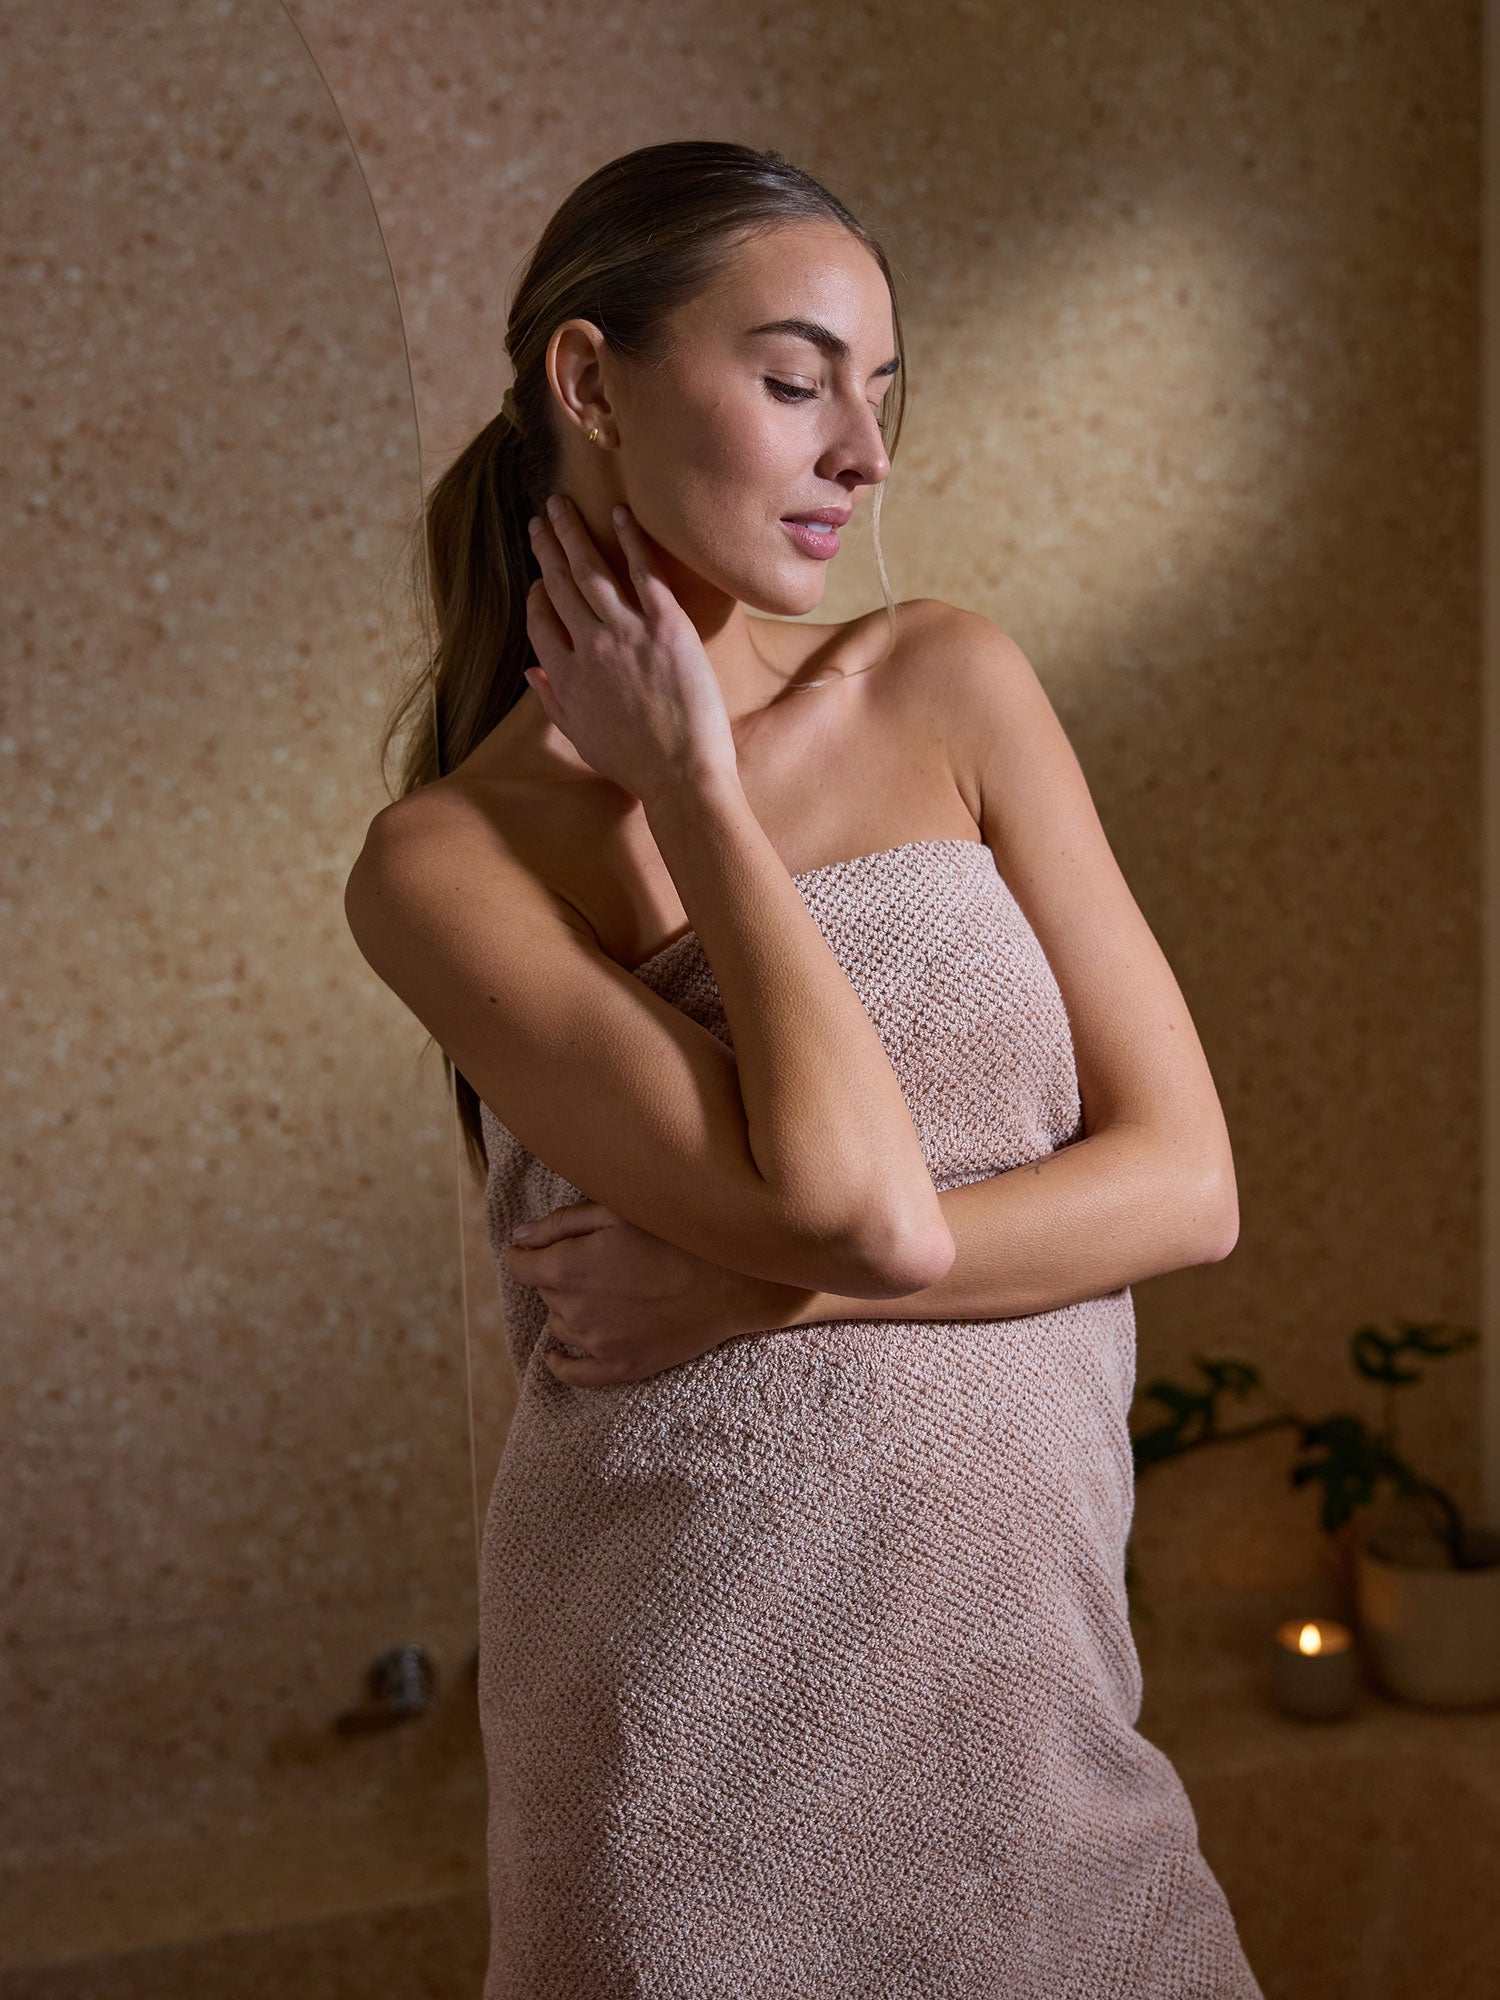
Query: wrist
706 1262 825 1335
639 761 745 832
747 1279 827 1331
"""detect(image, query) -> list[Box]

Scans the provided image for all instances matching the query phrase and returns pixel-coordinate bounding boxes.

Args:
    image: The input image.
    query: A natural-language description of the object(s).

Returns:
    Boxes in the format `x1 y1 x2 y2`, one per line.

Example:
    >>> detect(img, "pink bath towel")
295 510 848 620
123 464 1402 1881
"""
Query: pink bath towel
477 836 1263 1997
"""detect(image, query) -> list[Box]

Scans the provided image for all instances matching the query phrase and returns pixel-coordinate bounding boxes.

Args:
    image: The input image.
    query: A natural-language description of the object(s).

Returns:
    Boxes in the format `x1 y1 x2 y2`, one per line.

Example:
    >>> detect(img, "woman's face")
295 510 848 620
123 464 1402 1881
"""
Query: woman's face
556 219 898 620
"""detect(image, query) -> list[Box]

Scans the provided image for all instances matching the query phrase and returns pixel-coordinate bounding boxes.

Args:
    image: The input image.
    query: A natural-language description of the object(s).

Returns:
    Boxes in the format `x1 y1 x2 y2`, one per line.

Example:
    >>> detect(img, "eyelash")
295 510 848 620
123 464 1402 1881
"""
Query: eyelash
764 377 887 417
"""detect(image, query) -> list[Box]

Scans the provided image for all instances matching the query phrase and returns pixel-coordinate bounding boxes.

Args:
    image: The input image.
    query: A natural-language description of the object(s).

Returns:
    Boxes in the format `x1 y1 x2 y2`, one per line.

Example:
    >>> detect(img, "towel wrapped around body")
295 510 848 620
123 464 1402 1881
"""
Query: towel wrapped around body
477 837 1263 1999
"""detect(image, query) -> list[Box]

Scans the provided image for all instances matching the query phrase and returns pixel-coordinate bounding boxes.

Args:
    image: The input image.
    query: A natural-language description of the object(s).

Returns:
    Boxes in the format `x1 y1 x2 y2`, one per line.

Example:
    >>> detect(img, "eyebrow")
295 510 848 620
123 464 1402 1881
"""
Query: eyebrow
746 317 901 378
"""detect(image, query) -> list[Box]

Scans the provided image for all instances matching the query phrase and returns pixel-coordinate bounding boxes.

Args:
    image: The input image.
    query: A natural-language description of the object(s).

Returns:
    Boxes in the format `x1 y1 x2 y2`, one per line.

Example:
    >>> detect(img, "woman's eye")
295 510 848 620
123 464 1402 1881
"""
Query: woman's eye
765 377 889 419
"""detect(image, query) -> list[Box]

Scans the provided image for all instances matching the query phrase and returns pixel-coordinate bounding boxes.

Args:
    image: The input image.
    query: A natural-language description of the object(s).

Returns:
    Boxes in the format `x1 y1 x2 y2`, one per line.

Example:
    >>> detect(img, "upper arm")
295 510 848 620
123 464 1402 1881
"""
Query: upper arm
342 795 907 1295
931 607 1238 1245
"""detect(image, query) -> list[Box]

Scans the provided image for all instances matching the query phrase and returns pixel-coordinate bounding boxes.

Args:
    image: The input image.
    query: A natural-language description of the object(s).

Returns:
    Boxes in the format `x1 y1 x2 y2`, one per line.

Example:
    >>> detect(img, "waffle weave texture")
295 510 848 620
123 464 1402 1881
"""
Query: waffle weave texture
478 838 1263 1999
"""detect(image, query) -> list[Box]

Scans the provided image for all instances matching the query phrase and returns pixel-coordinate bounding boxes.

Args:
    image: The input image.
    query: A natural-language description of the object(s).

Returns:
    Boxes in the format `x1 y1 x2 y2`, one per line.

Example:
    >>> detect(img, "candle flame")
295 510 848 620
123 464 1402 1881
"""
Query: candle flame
1298 1622 1323 1655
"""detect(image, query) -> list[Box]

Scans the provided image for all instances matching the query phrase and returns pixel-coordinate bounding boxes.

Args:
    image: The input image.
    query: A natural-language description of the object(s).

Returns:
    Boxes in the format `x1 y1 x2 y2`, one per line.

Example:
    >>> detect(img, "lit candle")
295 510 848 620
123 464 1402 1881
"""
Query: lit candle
1269 1617 1362 1718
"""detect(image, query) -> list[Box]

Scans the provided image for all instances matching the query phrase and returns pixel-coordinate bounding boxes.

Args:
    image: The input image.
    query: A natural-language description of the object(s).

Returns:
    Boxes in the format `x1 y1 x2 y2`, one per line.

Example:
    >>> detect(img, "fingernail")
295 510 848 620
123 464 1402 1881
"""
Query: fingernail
527 515 541 535
512 1222 536 1241
612 504 627 525
545 494 563 519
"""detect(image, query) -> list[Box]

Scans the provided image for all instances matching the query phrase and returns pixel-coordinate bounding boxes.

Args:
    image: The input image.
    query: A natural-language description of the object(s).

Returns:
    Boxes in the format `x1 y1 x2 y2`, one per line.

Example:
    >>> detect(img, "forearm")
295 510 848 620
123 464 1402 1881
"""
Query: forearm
748 1124 1236 1329
643 773 947 1275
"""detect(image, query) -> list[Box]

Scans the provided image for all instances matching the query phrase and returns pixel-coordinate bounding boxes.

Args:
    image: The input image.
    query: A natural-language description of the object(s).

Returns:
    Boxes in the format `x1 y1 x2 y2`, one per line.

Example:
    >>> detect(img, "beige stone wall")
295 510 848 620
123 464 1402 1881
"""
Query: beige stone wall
2 0 1485 1985
293 0 1484 1603
0 0 481 1882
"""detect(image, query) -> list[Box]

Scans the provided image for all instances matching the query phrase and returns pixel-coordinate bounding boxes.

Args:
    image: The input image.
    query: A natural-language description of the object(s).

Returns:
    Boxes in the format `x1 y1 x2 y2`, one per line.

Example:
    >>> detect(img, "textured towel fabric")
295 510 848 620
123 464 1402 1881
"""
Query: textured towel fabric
477 837 1263 1999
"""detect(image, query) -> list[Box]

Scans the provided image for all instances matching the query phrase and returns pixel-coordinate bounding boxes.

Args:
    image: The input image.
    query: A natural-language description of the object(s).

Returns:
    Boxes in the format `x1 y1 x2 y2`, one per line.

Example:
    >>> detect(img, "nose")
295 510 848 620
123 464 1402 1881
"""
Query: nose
827 401 891 489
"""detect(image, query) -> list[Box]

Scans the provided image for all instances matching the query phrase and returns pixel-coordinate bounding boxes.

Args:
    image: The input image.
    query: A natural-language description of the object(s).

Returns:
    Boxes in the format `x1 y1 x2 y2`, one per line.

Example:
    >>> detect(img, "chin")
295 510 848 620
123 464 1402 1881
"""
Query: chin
649 527 825 617
735 564 829 618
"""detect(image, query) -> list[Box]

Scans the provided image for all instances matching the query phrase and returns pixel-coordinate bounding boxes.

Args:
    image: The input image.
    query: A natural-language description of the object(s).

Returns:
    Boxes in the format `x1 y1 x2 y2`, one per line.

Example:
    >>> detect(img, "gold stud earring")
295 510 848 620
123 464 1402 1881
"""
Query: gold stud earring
587 426 600 445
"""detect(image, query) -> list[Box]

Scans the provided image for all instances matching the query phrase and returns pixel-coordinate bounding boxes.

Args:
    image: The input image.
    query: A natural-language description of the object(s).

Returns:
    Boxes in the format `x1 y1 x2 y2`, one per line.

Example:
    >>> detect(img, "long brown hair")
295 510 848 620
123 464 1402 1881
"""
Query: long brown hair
380 140 910 1179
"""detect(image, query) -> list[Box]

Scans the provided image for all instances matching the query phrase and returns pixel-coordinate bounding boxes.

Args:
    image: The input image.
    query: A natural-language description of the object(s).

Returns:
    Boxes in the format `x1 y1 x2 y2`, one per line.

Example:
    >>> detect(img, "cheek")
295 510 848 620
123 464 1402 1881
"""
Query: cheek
680 390 791 486
680 417 794 529
630 398 807 583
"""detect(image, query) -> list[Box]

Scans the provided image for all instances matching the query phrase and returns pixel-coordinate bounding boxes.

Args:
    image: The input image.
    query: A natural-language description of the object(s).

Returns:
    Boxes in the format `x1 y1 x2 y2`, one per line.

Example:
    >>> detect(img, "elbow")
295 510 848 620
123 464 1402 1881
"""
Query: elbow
1208 1202 1240 1263
1196 1164 1240 1263
843 1204 957 1299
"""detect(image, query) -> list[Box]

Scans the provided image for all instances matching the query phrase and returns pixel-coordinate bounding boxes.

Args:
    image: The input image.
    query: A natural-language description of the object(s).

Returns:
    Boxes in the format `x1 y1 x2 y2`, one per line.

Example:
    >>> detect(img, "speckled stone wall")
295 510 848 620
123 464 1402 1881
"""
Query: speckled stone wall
291 0 1483 1598
0 0 484 1909
2 0 1487 1988
288 3 1493 1986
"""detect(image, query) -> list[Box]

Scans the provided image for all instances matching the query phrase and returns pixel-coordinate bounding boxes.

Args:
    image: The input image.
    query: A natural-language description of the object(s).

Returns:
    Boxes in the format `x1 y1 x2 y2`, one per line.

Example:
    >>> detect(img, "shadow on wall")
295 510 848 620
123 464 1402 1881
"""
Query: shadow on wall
0 0 486 1981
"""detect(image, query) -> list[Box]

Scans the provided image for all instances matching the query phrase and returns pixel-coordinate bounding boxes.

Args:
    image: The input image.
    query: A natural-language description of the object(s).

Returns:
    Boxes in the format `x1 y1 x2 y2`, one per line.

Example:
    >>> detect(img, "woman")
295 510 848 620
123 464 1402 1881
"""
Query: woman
345 140 1263 1999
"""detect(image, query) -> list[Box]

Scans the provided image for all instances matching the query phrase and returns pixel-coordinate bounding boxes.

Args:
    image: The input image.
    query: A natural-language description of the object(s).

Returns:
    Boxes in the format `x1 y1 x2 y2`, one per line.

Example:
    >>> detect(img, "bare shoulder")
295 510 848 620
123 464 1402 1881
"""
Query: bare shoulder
347 781 493 887
846 594 982 715
860 597 1039 826
344 778 593 958
878 595 1030 698
354 776 501 852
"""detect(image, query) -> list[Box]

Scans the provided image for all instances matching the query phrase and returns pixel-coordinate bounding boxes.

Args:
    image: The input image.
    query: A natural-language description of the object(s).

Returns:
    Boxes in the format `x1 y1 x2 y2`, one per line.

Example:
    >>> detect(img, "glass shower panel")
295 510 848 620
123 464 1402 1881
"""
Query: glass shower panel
0 1 487 1981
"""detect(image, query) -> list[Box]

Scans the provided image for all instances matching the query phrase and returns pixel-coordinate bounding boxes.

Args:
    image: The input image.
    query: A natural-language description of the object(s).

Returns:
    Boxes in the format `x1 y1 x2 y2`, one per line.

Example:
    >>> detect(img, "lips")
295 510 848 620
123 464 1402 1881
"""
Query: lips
781 518 841 560
780 505 851 563
782 507 852 527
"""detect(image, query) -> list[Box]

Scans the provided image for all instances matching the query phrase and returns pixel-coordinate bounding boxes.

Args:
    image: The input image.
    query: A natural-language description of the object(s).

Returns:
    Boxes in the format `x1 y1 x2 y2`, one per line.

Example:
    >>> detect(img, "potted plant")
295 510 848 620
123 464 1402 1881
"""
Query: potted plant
1125 1319 1500 1708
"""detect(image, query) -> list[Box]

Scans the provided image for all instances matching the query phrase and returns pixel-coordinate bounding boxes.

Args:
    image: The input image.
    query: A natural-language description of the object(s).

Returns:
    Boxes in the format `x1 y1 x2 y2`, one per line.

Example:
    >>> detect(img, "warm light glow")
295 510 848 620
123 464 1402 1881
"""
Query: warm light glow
1274 1616 1353 1656
900 215 1287 661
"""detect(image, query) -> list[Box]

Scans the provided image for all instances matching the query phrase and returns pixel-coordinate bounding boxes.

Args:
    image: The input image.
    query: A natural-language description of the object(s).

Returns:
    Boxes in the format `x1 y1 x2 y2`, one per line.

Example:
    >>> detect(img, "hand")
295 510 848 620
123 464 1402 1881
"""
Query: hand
524 497 738 801
502 1199 799 1388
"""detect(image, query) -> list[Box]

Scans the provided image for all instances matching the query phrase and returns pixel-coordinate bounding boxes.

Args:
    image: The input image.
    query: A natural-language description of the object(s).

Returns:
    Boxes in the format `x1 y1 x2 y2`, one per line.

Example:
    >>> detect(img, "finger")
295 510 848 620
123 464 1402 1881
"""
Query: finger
546 1342 633 1389
521 602 576 731
522 583 570 701
546 496 634 622
542 1319 603 1382
528 508 600 640
511 1200 609 1249
503 1240 563 1286
545 1345 608 1388
520 657 562 729
524 574 567 645
547 1339 654 1387
505 1217 609 1285
525 681 564 735
611 506 676 623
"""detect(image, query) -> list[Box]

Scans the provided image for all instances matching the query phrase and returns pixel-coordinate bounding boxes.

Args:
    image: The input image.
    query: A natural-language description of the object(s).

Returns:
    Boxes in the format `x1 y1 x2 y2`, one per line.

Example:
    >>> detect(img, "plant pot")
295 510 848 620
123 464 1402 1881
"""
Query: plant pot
1353 1513 1500 1708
